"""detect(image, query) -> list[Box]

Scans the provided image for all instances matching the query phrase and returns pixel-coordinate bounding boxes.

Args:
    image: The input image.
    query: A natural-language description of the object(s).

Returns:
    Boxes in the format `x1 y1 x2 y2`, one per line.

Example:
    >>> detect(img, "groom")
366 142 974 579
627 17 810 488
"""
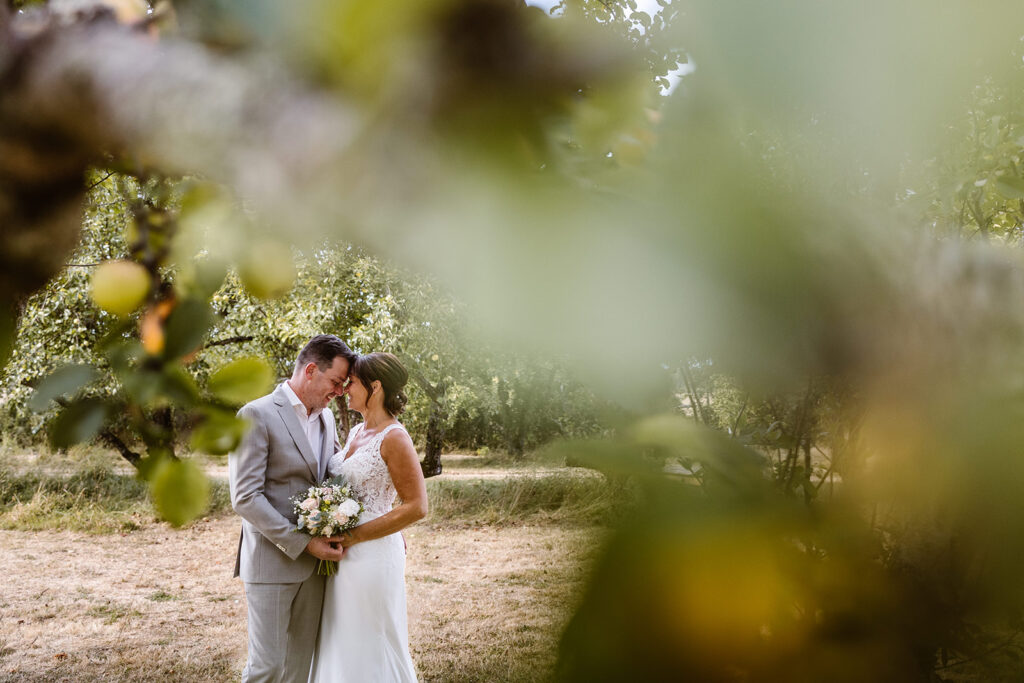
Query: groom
229 334 357 683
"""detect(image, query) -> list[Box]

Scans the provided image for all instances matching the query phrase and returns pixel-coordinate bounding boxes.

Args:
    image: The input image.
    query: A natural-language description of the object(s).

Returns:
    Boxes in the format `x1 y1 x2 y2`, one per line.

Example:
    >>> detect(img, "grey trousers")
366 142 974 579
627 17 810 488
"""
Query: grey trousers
242 573 326 683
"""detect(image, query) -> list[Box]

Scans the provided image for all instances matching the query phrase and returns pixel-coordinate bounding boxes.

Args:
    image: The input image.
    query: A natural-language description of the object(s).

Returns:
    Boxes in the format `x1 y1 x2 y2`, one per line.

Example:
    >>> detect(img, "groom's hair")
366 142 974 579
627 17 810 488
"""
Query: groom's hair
295 335 357 372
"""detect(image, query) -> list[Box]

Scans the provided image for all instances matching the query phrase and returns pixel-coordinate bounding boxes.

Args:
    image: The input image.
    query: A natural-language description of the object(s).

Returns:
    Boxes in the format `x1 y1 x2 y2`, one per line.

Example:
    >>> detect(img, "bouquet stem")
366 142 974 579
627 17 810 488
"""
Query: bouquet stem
317 559 338 576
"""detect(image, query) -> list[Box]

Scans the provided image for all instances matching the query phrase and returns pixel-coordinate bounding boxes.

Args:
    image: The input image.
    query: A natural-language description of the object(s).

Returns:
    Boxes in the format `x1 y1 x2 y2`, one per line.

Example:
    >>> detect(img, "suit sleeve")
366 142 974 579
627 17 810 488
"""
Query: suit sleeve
228 403 309 560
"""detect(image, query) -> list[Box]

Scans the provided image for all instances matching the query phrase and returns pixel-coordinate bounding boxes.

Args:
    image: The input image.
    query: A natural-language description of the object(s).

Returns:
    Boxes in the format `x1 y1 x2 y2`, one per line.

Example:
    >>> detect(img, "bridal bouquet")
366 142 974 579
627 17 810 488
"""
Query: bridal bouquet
291 477 363 576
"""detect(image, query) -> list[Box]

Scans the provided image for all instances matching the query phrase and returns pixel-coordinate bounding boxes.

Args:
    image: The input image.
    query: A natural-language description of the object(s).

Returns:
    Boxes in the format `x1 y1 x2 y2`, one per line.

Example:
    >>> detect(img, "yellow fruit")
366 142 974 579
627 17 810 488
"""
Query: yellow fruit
90 261 150 316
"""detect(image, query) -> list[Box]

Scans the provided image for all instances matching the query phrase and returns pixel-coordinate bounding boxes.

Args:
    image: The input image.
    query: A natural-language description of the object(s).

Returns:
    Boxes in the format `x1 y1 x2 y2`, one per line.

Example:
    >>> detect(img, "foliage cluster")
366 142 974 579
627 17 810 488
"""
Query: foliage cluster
9 0 1024 680
0 173 606 459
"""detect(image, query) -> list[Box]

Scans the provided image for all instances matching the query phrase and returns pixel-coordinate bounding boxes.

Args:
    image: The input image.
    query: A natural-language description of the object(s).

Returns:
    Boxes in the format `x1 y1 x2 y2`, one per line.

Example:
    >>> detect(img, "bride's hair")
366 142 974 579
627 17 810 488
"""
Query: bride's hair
353 352 409 416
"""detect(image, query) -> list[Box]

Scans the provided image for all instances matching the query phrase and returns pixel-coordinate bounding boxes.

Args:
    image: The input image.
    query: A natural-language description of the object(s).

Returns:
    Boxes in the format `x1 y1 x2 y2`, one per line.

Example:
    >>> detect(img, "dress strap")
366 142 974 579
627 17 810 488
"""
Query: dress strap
374 423 405 442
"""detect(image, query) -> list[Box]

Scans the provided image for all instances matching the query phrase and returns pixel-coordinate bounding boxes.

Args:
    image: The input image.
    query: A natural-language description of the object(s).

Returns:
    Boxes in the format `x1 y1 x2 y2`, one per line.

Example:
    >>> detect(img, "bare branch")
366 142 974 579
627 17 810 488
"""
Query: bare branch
85 169 115 191
203 335 255 349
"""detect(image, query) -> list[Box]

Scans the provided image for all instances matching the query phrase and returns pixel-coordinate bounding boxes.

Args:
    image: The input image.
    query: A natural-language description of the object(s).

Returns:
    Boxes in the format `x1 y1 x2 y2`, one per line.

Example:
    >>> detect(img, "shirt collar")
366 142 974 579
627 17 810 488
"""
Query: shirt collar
282 381 323 421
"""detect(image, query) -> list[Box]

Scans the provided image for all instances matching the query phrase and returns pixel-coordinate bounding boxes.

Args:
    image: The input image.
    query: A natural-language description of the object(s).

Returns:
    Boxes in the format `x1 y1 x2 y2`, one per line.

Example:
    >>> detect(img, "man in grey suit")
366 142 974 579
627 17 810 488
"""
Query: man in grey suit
229 334 357 683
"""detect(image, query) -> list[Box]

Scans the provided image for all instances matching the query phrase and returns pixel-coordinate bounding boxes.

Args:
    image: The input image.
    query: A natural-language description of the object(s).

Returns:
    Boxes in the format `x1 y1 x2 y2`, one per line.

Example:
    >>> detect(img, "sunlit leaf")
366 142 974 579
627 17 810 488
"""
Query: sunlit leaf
149 457 211 527
190 409 249 455
208 357 274 405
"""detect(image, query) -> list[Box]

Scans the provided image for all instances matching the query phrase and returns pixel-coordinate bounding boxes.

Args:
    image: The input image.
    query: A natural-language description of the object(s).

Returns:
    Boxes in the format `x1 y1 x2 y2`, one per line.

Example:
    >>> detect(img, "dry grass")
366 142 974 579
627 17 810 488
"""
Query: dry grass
0 448 609 681
0 517 602 682
0 462 231 533
0 517 245 682
0 450 606 679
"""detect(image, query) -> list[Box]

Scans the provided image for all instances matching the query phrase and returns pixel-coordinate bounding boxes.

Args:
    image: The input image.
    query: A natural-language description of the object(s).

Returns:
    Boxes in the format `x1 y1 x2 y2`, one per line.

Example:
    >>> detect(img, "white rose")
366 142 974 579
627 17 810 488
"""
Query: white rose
340 499 360 516
300 497 318 511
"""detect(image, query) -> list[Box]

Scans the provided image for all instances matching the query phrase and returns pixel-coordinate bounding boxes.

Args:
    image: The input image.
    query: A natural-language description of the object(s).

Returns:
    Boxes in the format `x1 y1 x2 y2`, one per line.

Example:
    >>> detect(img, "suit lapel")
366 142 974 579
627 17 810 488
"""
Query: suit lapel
318 411 334 481
273 385 319 481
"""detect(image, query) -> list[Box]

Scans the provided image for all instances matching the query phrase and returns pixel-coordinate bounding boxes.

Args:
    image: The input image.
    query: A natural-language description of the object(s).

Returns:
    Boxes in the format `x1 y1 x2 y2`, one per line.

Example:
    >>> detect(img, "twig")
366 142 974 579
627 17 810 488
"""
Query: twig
203 335 254 349
98 430 141 467
85 170 116 192
730 393 748 438
932 629 1023 671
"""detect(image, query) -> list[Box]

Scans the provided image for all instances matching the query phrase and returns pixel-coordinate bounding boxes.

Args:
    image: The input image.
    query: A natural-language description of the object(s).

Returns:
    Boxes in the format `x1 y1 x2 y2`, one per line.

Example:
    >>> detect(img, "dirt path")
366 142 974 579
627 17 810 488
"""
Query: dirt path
0 517 598 682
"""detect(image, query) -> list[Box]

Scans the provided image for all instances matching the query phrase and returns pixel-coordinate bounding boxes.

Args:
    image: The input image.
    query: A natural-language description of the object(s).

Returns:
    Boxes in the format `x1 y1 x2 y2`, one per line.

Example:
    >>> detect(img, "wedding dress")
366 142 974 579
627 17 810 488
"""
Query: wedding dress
309 422 418 683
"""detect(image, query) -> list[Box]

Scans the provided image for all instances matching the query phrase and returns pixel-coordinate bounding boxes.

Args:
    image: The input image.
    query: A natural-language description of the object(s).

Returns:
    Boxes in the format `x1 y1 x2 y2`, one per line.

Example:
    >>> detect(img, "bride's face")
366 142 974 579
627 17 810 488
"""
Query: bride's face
346 373 370 413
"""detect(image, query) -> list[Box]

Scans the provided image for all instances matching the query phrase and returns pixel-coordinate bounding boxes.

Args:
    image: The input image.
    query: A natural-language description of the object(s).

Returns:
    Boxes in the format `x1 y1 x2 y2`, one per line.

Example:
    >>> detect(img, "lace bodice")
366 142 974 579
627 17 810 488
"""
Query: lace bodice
328 422 404 521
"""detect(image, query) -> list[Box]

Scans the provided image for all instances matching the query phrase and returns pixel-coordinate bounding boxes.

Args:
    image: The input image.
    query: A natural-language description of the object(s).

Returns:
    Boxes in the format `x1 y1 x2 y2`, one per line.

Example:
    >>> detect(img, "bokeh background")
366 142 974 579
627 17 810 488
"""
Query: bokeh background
5 0 1024 679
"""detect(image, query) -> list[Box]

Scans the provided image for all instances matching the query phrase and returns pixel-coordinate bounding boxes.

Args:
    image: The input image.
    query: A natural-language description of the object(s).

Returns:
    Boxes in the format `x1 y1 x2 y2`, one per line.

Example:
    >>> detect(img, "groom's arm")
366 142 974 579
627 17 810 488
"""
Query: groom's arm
228 404 310 561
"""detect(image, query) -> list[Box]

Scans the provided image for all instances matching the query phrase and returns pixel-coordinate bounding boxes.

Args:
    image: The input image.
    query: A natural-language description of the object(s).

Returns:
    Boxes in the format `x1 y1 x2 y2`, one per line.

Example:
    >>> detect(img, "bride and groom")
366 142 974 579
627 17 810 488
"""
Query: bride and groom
228 334 427 682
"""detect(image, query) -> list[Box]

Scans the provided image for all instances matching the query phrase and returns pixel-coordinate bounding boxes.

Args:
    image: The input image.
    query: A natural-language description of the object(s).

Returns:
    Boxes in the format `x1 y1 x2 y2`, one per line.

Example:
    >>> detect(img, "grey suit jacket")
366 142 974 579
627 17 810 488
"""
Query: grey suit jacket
229 383 343 583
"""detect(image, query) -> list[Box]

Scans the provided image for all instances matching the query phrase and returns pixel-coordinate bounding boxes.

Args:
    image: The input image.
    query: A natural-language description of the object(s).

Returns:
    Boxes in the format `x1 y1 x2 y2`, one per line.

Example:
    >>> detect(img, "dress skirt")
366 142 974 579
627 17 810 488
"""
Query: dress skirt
309 531 417 682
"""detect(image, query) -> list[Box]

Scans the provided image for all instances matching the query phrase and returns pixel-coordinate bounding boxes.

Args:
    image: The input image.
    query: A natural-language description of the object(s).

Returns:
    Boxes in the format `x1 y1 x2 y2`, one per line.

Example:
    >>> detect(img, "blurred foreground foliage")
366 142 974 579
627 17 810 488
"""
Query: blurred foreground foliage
5 0 1024 679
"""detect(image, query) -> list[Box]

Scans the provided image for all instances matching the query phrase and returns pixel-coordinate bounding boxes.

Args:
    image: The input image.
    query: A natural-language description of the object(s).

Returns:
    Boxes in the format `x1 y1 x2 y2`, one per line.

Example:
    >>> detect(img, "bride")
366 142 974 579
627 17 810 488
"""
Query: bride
310 352 427 682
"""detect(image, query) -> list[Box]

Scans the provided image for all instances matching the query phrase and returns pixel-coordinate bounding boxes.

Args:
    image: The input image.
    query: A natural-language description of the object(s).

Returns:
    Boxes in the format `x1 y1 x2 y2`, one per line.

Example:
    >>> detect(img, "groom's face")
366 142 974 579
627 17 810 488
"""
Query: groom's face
307 356 350 411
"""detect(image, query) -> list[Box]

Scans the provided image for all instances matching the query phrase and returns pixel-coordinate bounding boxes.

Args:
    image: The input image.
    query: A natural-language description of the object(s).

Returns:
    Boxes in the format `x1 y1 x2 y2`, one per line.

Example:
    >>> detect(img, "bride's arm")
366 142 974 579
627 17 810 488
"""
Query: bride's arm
340 429 428 547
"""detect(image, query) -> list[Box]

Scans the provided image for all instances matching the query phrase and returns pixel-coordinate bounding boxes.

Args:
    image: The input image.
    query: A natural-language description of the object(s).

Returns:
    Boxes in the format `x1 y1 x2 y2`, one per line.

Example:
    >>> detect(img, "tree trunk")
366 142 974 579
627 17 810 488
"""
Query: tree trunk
421 400 444 478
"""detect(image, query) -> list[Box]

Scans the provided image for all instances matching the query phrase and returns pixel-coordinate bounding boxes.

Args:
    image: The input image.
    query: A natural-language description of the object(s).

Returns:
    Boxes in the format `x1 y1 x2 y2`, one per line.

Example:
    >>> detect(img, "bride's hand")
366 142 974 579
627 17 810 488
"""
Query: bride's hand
306 536 344 562
340 529 360 548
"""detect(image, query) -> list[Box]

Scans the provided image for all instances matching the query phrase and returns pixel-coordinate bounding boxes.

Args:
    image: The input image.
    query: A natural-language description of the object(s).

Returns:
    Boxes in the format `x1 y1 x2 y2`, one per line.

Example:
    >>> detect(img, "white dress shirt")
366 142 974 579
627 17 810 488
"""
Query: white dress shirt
282 381 323 464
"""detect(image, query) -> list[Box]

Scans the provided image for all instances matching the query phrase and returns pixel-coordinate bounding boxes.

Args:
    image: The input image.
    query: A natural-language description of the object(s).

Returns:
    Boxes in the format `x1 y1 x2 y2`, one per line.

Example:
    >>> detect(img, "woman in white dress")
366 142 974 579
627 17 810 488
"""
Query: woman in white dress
310 352 427 683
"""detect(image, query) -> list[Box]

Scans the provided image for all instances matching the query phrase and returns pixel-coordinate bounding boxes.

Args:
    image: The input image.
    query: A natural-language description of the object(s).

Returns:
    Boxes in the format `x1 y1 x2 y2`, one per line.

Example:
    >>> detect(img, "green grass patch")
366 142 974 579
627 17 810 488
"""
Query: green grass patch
440 450 567 470
147 590 177 602
86 602 142 624
0 457 231 533
425 473 630 527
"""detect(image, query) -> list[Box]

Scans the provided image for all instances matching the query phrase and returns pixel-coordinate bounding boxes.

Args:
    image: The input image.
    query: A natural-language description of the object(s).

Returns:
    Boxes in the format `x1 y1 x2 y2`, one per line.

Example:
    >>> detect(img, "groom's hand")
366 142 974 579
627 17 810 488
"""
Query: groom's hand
306 536 344 562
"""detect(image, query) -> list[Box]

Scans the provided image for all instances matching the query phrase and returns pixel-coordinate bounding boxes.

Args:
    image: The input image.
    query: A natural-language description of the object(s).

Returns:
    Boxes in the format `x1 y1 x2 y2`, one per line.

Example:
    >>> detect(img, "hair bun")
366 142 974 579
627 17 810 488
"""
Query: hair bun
354 352 410 416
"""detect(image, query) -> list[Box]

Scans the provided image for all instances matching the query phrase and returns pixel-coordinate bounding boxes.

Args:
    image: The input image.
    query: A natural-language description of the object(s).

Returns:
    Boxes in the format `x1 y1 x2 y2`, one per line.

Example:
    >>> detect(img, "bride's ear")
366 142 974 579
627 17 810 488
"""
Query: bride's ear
371 380 382 394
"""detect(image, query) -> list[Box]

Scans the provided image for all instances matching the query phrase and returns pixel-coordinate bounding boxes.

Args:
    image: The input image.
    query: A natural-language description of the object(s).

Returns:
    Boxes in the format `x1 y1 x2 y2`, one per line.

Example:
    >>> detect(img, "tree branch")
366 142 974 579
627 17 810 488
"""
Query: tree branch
203 335 254 349
98 429 142 467
85 169 115 191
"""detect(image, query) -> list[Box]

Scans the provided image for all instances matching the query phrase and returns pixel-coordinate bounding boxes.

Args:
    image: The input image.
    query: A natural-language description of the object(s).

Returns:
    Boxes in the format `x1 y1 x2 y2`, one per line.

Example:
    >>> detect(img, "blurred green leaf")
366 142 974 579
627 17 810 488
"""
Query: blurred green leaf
121 369 162 405
160 366 201 405
208 357 275 405
149 457 210 527
994 176 1024 199
49 398 109 449
238 239 296 299
192 258 229 300
542 437 658 478
163 298 215 359
29 363 101 412
190 409 248 455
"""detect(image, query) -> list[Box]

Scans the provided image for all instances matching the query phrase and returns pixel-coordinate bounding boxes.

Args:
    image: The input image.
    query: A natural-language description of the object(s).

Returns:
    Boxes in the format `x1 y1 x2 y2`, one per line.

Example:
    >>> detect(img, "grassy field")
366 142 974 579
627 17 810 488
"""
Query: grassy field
0 448 612 682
